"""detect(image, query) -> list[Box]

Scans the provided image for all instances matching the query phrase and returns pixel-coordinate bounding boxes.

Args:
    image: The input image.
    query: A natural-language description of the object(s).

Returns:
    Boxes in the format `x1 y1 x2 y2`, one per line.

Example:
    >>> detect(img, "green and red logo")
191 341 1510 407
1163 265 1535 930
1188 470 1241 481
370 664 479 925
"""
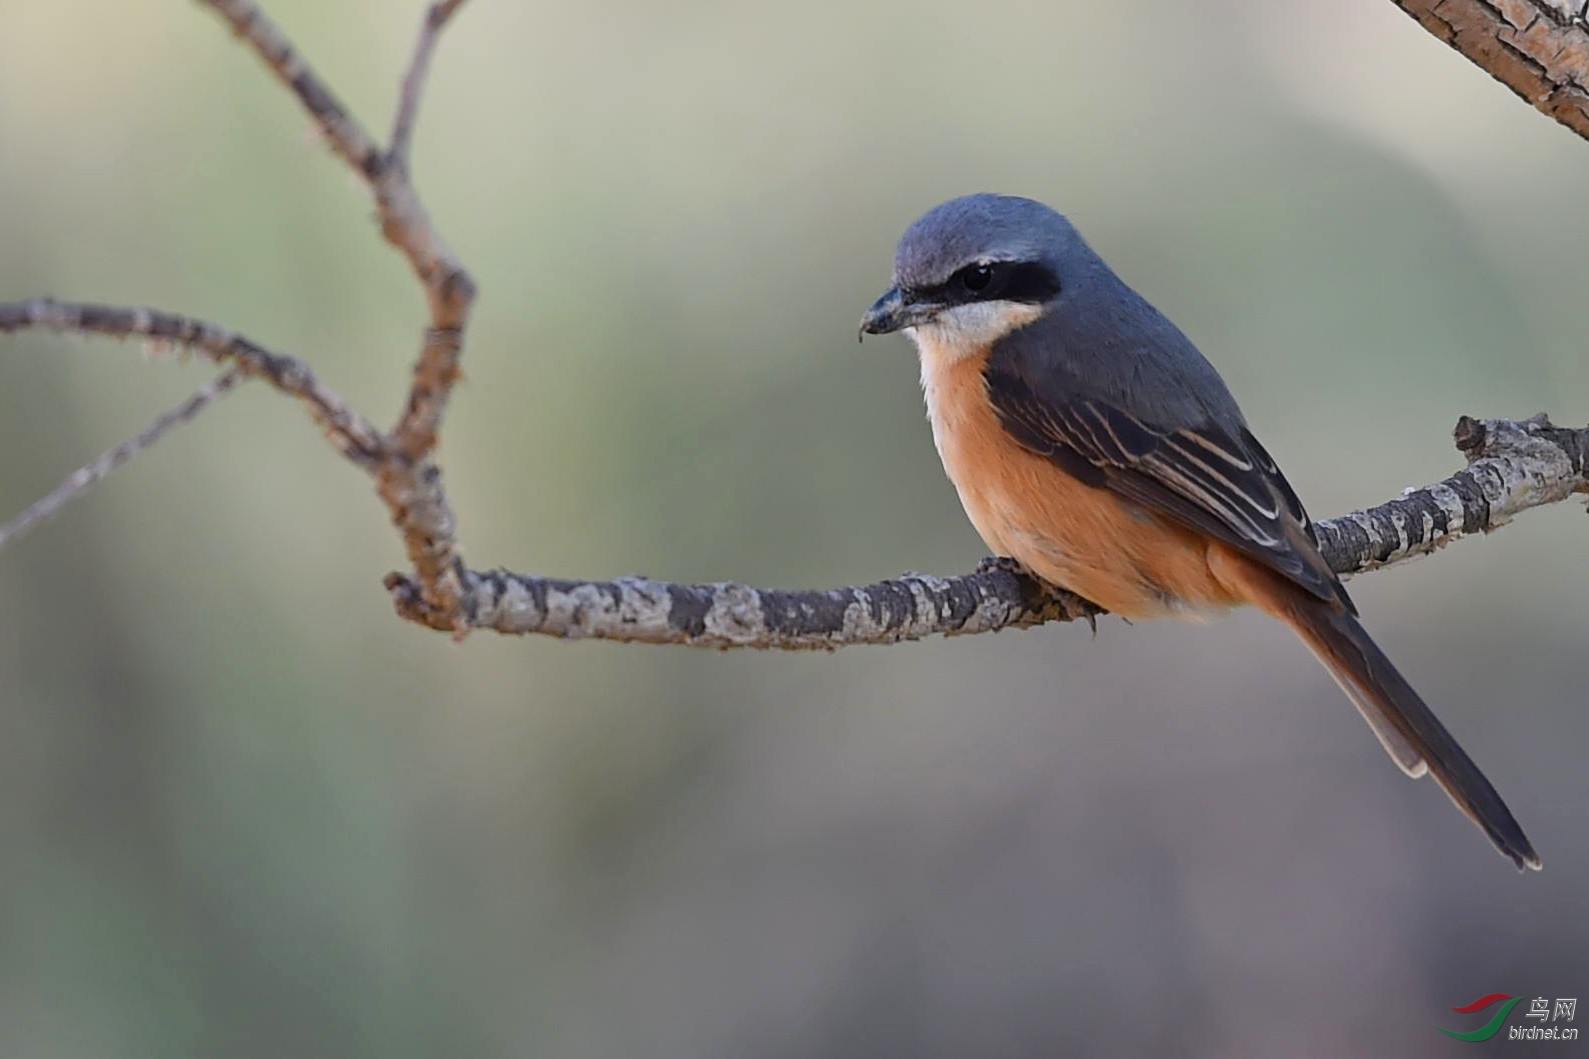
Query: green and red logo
1438 993 1523 1042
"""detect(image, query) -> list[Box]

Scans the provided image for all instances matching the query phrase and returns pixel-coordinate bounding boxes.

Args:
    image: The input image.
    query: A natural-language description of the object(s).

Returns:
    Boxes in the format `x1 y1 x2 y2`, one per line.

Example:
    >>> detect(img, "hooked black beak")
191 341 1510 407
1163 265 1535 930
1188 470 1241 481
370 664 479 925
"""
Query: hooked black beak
858 286 942 340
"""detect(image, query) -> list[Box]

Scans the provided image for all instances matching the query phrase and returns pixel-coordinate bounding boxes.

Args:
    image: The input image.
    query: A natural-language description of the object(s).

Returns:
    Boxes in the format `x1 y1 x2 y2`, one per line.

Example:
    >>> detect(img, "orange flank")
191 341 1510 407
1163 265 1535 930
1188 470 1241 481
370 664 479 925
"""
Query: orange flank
919 342 1242 619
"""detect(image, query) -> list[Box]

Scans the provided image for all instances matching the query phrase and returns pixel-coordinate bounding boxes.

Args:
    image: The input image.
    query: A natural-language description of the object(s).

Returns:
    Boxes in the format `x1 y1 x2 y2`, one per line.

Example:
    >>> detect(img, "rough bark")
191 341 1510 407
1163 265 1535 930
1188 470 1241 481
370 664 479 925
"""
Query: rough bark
1390 0 1589 140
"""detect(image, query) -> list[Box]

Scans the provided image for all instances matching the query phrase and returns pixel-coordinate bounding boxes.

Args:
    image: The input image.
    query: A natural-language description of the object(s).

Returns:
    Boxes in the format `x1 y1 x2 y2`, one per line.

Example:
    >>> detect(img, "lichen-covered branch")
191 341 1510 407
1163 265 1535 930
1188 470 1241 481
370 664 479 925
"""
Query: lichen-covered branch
386 416 1589 646
385 565 1100 649
1389 0 1589 141
1317 414 1587 571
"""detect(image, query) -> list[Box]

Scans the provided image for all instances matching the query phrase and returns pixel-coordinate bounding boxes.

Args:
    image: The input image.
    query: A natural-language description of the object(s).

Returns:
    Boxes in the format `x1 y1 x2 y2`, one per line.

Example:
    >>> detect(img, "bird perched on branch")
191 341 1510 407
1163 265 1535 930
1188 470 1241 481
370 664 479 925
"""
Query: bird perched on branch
860 193 1538 870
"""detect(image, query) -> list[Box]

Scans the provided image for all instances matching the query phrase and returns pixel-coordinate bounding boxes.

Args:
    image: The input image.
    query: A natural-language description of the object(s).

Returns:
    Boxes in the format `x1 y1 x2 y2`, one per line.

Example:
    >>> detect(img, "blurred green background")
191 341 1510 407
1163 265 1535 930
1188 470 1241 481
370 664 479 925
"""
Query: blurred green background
2 1 1586 1056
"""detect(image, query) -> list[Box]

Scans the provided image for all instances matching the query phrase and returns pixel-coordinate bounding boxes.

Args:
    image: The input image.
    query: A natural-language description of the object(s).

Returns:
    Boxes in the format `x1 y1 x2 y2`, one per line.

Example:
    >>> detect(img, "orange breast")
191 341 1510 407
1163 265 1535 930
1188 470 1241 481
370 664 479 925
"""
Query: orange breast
919 345 1245 618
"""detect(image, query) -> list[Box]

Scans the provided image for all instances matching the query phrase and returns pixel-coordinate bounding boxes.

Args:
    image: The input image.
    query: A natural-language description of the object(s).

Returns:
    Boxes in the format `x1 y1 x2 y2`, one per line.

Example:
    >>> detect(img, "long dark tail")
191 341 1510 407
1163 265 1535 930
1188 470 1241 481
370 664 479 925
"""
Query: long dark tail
1262 587 1539 871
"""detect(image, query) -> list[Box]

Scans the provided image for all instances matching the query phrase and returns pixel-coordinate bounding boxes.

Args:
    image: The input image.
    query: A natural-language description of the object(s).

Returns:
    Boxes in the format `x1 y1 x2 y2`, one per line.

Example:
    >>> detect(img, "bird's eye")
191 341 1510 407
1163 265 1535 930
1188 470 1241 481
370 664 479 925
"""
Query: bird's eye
959 263 995 294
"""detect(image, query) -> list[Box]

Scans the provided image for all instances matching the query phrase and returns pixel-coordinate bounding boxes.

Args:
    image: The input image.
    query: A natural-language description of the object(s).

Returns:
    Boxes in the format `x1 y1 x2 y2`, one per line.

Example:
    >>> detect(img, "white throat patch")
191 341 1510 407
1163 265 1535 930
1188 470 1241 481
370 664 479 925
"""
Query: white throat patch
905 301 1044 365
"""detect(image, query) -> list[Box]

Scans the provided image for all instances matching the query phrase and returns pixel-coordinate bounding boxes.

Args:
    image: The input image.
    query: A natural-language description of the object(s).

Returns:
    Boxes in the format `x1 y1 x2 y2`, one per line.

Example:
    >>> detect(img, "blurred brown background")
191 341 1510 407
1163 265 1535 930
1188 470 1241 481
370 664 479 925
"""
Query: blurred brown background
1 1 1585 1056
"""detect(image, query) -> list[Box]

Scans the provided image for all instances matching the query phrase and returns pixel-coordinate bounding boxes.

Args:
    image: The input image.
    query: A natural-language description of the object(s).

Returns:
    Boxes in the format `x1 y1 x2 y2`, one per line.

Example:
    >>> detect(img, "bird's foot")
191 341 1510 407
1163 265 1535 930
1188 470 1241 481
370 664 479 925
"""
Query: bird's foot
976 556 1102 634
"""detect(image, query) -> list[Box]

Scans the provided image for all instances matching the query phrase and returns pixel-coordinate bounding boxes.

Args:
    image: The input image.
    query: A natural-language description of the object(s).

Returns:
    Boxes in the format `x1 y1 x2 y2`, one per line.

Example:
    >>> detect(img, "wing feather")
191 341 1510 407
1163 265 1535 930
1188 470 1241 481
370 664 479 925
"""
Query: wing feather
985 366 1349 610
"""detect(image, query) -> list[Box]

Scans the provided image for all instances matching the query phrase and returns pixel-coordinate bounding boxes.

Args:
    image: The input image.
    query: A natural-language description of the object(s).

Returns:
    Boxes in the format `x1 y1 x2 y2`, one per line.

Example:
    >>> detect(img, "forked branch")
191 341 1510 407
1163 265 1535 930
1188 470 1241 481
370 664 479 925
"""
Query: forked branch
198 0 477 622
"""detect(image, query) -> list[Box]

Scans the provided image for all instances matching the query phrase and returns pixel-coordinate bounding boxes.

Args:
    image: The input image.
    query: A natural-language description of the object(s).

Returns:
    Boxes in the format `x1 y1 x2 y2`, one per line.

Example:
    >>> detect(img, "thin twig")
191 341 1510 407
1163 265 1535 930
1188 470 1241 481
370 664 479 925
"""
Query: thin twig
389 0 470 172
0 367 248 550
198 0 384 181
0 299 384 468
386 416 1589 643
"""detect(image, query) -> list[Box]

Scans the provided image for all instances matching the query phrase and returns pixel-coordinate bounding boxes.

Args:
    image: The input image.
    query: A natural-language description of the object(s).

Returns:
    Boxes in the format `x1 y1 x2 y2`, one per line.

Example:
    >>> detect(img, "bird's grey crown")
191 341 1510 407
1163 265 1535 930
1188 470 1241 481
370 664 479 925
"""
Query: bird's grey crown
893 193 1081 292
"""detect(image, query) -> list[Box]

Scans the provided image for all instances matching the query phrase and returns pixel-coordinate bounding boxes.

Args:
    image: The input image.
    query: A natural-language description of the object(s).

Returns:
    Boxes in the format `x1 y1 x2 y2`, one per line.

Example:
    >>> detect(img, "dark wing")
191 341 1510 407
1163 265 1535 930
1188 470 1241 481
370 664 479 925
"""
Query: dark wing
986 366 1351 611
